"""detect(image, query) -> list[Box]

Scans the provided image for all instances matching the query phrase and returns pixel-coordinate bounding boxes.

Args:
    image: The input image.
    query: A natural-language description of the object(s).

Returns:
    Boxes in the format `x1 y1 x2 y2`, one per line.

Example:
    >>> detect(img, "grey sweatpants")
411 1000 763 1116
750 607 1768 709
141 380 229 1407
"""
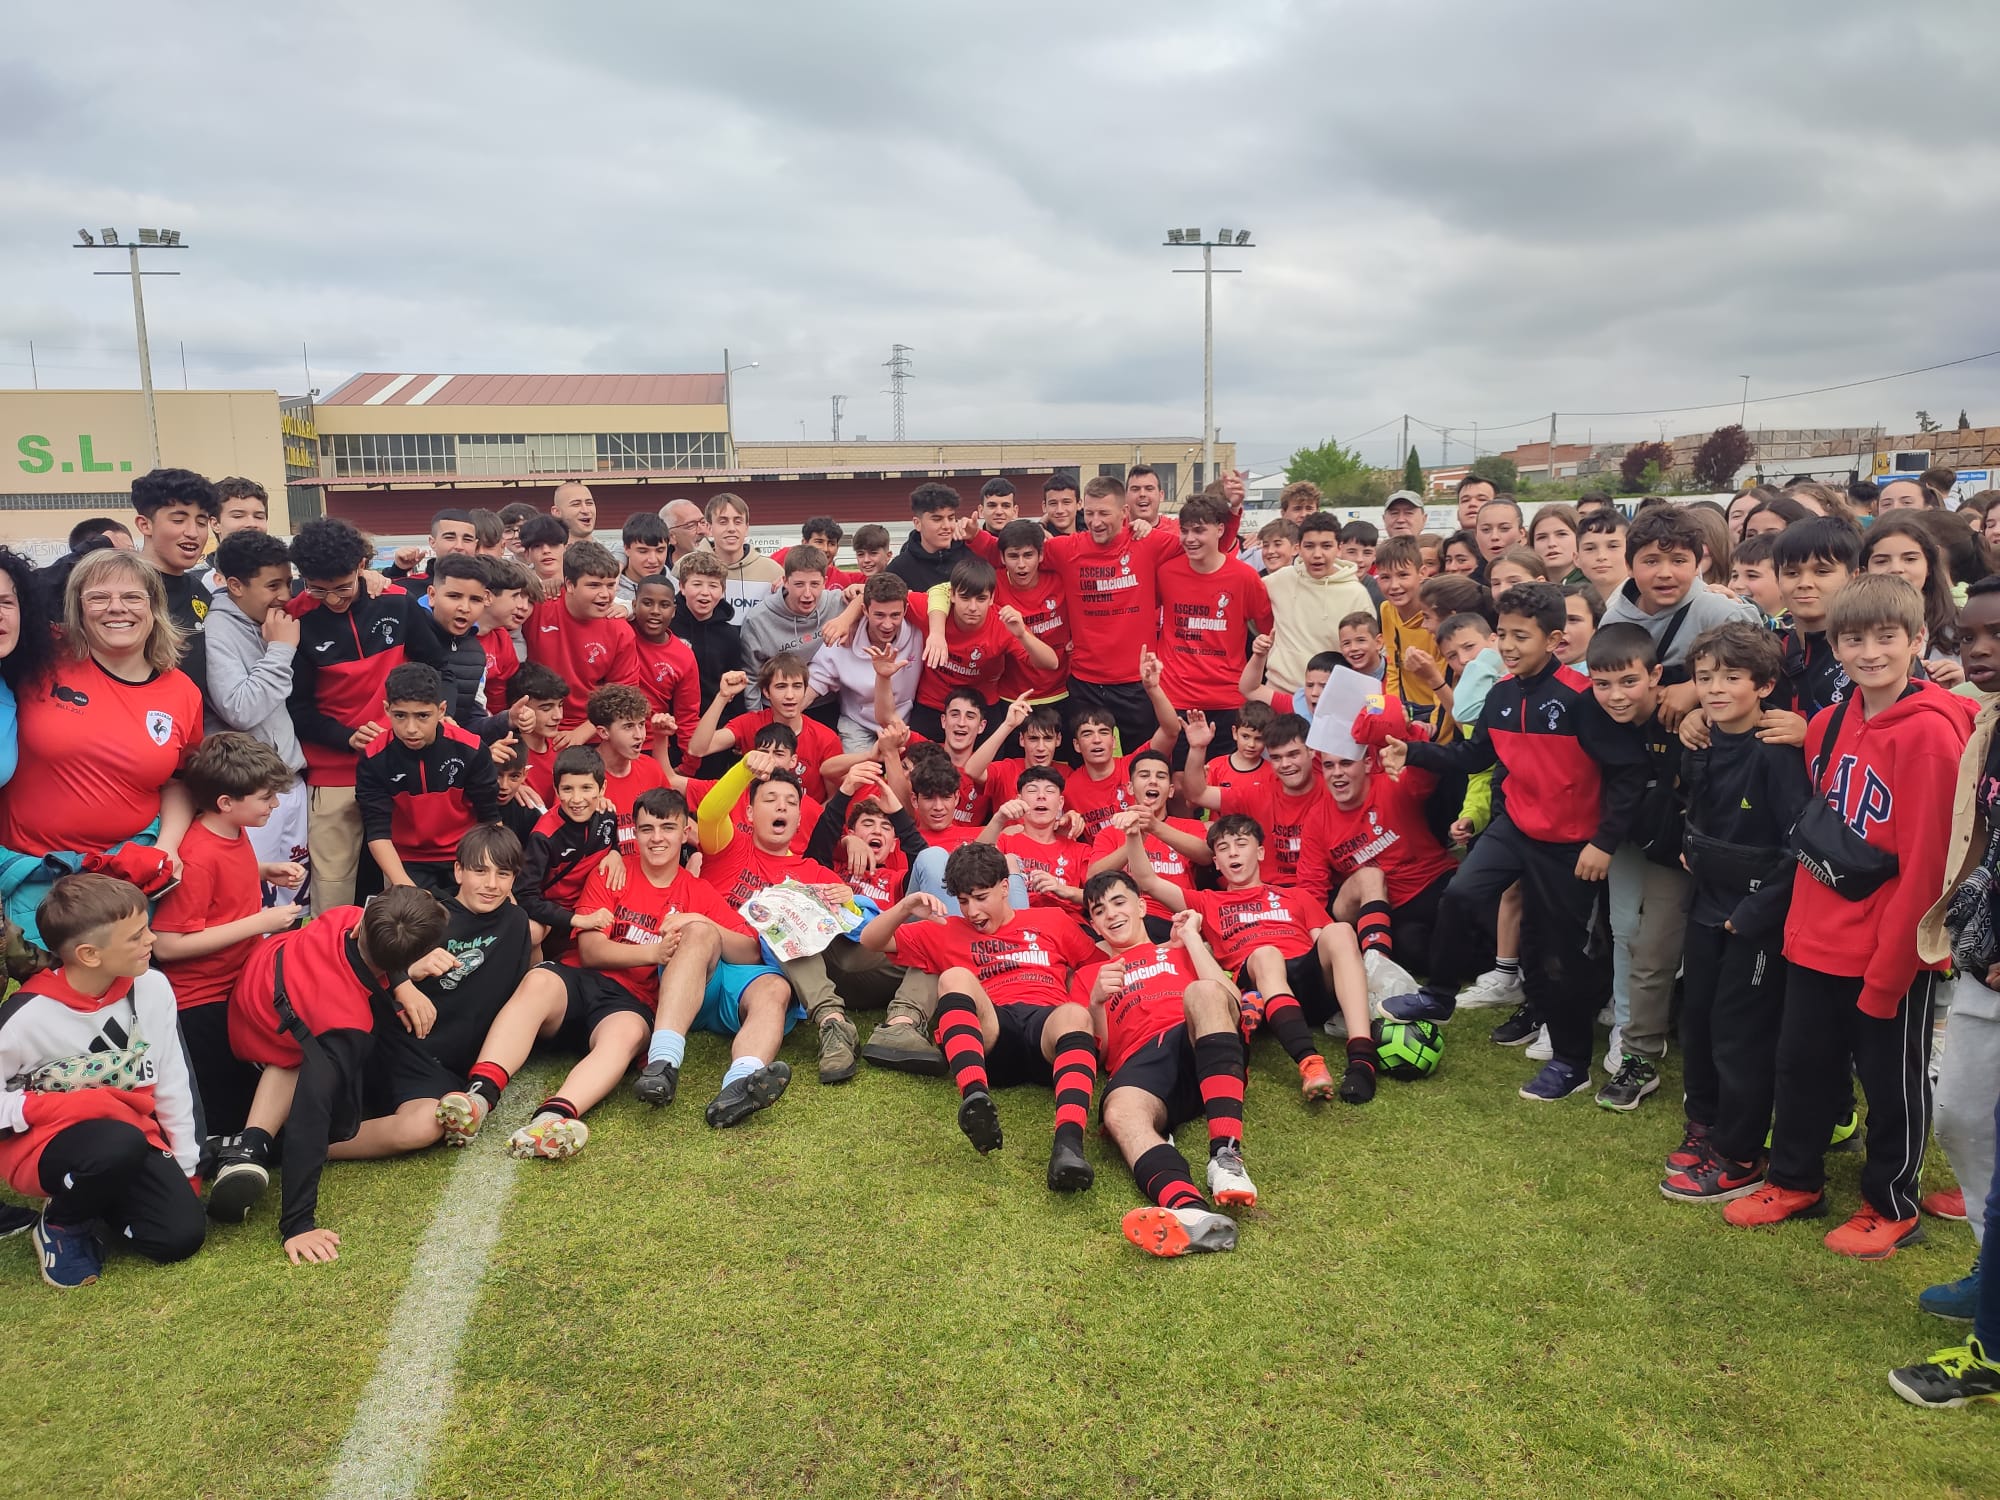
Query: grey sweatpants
1935 973 2000 1248
1607 846 1690 1061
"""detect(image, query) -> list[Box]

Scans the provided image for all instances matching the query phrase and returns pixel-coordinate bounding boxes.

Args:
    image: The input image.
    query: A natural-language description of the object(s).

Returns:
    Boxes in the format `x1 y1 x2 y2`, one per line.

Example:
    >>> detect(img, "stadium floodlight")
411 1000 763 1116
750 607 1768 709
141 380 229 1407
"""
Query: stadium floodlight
100 228 119 245
72 226 191 471
1183 227 1200 242
1218 227 1233 244
1167 229 1184 244
1235 229 1251 245
1159 224 1257 491
77 229 94 246
139 229 159 244
164 229 181 246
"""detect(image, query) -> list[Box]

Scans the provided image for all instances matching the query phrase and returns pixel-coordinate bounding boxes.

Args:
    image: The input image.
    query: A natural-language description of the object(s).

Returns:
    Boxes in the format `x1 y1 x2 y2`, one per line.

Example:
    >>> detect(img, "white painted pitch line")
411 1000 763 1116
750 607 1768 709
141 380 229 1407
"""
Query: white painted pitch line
320 1074 544 1500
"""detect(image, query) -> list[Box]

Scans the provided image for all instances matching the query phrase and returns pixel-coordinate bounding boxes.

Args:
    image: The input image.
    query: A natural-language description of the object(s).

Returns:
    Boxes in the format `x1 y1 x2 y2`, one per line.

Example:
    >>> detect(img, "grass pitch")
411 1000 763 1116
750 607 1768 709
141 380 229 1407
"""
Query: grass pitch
2 1025 1993 1499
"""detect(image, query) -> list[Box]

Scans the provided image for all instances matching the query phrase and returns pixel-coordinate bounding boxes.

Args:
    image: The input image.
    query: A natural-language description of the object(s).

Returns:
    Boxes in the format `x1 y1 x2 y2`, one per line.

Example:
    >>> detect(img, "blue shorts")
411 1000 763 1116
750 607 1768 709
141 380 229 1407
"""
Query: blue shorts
693 961 802 1038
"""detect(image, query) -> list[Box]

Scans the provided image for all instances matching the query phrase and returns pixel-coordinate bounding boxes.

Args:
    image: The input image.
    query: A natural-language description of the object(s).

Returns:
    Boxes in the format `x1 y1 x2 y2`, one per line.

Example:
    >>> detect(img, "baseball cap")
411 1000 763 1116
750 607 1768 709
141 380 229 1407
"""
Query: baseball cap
1384 490 1425 511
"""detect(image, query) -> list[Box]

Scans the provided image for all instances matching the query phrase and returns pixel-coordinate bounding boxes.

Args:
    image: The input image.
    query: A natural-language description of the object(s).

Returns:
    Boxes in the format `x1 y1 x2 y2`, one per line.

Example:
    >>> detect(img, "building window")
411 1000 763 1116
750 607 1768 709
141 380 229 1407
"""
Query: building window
1152 461 1178 501
597 433 729 470
327 432 455 477
328 431 731 478
1098 463 1127 481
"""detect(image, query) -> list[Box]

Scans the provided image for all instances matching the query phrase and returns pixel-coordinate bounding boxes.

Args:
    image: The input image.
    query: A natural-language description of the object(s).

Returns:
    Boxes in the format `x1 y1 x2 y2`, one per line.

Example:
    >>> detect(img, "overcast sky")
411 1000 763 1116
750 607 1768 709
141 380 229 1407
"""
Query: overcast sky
5 1 2000 474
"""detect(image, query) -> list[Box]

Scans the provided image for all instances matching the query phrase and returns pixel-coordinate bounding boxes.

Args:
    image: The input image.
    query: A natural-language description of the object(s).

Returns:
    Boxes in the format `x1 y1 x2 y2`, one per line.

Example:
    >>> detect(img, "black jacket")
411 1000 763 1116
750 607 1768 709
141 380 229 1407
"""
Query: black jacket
885 532 977 593
671 599 746 720
517 806 620 936
1682 726 1812 938
413 610 486 724
1592 712 1686 867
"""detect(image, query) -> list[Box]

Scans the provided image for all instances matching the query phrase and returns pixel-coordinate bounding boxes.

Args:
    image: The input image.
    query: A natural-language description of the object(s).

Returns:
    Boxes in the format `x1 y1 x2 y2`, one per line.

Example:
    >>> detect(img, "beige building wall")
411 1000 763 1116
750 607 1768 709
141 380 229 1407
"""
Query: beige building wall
0 390 286 548
736 438 1233 492
312 403 729 438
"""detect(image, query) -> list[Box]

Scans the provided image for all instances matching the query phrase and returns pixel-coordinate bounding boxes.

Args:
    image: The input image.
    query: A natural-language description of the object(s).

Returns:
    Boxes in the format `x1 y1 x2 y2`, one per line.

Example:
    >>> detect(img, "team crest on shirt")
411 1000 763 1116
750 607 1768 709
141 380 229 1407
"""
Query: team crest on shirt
584 642 607 665
190 598 207 623
1119 553 1130 572
1544 702 1563 730
145 710 174 746
1217 593 1230 608
438 758 465 785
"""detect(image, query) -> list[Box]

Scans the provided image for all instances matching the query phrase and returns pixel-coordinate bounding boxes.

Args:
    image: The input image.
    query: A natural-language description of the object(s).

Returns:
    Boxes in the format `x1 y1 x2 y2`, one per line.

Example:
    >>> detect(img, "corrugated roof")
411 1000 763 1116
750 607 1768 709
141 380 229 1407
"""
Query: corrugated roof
318 372 727 407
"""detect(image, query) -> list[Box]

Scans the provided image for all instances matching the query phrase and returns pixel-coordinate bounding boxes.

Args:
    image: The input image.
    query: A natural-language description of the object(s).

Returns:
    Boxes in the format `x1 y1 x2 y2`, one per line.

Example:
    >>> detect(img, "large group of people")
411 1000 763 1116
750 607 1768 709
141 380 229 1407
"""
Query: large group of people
2 460 1998 1411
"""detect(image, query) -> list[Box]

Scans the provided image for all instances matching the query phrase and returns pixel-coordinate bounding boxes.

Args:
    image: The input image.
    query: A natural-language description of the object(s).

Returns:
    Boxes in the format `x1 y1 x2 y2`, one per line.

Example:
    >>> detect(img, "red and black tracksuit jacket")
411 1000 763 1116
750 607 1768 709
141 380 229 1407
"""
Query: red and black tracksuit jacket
518 806 620 936
288 592 446 787
1406 658 1639 849
355 724 500 864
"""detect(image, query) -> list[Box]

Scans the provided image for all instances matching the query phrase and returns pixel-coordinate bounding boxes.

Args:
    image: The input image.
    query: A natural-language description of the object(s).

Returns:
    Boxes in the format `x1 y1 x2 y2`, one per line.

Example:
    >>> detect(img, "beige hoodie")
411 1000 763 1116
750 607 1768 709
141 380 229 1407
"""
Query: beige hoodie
1264 559 1374 692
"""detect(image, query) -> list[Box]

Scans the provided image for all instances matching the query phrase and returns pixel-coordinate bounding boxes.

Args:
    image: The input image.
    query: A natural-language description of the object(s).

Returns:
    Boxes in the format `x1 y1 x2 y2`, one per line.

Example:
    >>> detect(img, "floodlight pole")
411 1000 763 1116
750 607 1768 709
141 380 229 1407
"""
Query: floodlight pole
1165 233 1252 487
129 245 159 470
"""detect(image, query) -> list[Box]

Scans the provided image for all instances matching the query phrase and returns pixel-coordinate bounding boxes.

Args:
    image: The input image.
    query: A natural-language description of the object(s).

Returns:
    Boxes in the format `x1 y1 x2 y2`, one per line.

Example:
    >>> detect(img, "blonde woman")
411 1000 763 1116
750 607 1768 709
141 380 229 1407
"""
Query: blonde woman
0 548 199 864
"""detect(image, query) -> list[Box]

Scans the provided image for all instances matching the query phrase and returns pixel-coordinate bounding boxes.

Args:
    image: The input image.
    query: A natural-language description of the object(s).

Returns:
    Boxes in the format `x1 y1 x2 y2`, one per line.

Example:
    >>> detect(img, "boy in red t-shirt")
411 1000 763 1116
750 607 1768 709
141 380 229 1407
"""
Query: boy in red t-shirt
1062 654 1183 844
1129 813 1380 1105
885 737 988 854
1203 700 1275 810
523 540 641 740
152 735 310 1136
908 557 1058 742
1155 493 1273 767
477 558 533 716
586 684 668 853
1180 710 1327 887
893 688 994 834
440 787 797 1149
990 520 1073 708
1086 750 1211 929
627 574 701 759
688 656 855 801
981 766 1092 911
493 662 569 809
968 699 1069 810
861 842 1102 1190
1079 873 1249 1259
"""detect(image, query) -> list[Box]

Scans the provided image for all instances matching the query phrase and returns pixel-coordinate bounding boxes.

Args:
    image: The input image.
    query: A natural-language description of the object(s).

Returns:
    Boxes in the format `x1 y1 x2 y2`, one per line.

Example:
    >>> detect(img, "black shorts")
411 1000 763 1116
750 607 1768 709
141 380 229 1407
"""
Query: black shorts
360 1013 459 1118
543 962 653 1053
1170 709 1238 772
1068 678 1157 758
987 1004 1057 1088
1101 1029 1204 1131
402 860 459 898
1238 947 1336 1027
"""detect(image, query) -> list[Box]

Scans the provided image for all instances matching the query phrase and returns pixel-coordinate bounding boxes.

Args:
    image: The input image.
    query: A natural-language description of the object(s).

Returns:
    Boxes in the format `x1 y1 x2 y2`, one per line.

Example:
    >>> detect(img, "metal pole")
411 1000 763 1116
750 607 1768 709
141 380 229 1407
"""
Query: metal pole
1740 375 1749 427
1401 413 1409 474
1201 243 1214 486
27 341 35 390
130 244 160 470
1547 411 1557 483
723 346 734 468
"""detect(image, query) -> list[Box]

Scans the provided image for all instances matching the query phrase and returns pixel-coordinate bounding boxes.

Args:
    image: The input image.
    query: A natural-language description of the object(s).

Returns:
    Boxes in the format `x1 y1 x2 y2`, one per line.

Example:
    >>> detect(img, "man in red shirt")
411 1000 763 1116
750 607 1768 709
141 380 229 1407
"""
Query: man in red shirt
861 842 1103 1191
1129 813 1382 1105
1086 751 1211 931
1180 711 1327 886
1155 493 1273 775
524 540 641 741
437 788 796 1150
1040 476 1179 753
990 520 1073 711
1081 872 1252 1259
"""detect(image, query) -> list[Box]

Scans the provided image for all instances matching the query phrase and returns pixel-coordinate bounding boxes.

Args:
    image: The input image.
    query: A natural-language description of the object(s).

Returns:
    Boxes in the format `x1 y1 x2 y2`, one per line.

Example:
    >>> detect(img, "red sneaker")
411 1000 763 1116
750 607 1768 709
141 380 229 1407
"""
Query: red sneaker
1666 1120 1711 1171
1920 1187 1967 1222
1237 990 1265 1043
1298 1054 1336 1102
1823 1204 1925 1260
1723 1182 1827 1228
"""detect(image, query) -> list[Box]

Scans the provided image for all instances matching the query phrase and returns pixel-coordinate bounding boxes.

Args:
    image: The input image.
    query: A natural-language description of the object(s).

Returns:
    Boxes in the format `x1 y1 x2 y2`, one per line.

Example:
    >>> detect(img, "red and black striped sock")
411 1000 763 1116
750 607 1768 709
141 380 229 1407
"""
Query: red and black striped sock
1357 901 1394 956
1049 1030 1097 1149
933 992 990 1097
467 1061 511 1109
1193 1031 1246 1155
1345 1036 1379 1072
1260 991 1321 1065
537 1095 579 1121
1133 1142 1206 1211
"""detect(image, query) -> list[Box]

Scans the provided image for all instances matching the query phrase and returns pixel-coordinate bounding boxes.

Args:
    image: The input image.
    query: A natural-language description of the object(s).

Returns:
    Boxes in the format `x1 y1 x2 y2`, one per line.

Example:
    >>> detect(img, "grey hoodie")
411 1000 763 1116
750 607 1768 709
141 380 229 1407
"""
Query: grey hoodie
738 589 846 709
200 592 305 770
1599 575 1760 668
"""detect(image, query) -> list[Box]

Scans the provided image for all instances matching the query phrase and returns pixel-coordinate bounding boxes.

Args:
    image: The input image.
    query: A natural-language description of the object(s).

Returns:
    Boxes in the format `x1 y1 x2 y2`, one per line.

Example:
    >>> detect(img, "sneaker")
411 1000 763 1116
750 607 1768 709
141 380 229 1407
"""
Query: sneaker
0 1203 36 1239
1920 1187 1967 1221
1828 1109 1861 1154
1597 1004 1616 1028
1489 1005 1540 1047
1661 1149 1766 1203
1824 1204 1924 1260
205 1135 271 1223
1458 967 1525 1010
1362 949 1420 1006
1723 1182 1828 1227
1377 990 1454 1024
1887 1339 2000 1409
860 1019 947 1076
33 1213 100 1289
632 1058 680 1108
1338 1055 1377 1106
1519 1059 1593 1102
436 1089 490 1146
1596 1054 1661 1112
1298 1054 1337 1102
1604 1024 1625 1066
1667 1120 1712 1171
507 1113 589 1160
1919 1264 1982 1323
1121 1204 1237 1258
1525 1025 1554 1062
1046 1138 1093 1193
1206 1143 1258 1207
817 1013 859 1084
957 1088 1004 1155
705 1061 792 1128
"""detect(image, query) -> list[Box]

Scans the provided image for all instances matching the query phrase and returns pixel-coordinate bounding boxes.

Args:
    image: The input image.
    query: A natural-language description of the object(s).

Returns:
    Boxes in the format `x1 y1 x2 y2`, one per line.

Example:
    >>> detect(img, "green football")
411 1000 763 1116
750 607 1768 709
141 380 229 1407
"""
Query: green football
1373 1018 1443 1080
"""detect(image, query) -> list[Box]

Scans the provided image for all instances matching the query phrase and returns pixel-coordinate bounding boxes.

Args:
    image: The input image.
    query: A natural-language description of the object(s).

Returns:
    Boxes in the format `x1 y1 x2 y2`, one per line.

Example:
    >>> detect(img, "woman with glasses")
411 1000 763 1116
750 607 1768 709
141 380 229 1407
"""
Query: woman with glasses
0 547 202 878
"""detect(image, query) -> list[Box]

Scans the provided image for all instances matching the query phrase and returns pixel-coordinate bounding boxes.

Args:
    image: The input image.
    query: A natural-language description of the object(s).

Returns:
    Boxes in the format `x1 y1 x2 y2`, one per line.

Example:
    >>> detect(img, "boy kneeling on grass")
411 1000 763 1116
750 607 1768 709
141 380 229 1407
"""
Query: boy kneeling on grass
1725 575 1976 1258
213 885 455 1264
0 874 204 1289
440 788 795 1148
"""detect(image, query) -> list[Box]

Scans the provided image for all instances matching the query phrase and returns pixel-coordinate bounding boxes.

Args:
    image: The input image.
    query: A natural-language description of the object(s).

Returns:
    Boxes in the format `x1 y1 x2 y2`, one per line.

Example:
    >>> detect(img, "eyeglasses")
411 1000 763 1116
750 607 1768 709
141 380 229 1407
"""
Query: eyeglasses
80 592 150 611
305 578 361 601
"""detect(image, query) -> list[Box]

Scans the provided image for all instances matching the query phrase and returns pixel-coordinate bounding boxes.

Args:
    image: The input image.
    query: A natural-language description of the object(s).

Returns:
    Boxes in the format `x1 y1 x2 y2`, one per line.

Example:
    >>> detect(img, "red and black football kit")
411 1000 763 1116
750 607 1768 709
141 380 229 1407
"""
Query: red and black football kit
517 806 621 938
355 724 501 885
289 591 444 788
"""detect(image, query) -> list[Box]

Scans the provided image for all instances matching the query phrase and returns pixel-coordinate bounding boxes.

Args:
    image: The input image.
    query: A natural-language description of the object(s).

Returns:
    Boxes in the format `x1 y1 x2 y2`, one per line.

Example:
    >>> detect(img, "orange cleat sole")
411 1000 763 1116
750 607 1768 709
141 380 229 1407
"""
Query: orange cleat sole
1122 1206 1194 1257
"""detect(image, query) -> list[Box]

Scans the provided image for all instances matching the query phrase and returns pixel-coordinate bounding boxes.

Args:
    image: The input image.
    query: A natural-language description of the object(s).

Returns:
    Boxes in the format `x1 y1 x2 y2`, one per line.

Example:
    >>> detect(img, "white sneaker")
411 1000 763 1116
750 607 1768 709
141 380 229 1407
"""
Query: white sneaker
1604 1025 1624 1071
1596 1004 1616 1028
1525 1024 1554 1062
1363 950 1420 1007
1458 967 1525 1010
507 1113 589 1160
1205 1143 1258 1207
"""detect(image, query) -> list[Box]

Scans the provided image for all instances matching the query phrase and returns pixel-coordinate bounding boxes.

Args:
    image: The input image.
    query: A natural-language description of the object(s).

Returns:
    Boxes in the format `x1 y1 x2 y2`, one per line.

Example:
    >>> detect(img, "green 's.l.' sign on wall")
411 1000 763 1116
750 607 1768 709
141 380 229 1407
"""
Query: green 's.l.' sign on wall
16 434 137 475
